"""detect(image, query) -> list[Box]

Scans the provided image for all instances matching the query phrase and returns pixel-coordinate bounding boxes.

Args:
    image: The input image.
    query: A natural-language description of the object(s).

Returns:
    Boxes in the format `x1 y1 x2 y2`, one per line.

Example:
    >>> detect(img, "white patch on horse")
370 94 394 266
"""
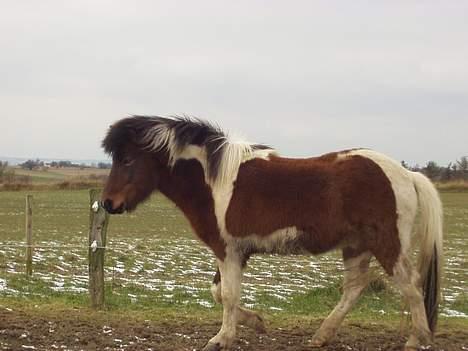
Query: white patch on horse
311 251 371 345
392 253 432 348
176 145 209 176
240 226 303 254
338 149 418 253
210 140 276 245
207 249 243 348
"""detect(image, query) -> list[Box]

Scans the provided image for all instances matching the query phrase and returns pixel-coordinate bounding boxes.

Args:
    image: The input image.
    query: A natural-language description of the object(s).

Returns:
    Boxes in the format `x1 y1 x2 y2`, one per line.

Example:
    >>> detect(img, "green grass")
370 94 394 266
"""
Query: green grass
0 275 400 321
451 293 468 314
0 189 190 241
12 168 67 183
1 167 108 191
8 167 109 183
0 190 467 325
436 180 468 192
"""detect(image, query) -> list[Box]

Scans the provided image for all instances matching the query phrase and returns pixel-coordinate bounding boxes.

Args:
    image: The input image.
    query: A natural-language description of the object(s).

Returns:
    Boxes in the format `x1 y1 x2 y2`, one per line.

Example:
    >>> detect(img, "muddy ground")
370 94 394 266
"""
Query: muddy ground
0 307 467 351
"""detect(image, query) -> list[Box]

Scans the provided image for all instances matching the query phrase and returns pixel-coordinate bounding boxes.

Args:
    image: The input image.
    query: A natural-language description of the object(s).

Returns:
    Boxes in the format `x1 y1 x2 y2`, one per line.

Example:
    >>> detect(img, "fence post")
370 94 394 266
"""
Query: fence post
25 195 33 276
88 189 109 309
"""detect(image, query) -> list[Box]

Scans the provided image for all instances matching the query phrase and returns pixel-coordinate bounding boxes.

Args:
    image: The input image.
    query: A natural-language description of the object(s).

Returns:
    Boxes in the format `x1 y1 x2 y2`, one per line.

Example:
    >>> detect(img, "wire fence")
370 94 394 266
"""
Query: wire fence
0 233 388 305
0 244 106 249
0 188 397 309
1 191 466 319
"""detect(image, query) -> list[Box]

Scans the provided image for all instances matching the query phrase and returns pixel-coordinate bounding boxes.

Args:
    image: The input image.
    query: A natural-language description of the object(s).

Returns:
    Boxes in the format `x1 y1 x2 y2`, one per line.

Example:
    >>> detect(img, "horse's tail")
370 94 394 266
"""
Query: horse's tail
412 171 443 334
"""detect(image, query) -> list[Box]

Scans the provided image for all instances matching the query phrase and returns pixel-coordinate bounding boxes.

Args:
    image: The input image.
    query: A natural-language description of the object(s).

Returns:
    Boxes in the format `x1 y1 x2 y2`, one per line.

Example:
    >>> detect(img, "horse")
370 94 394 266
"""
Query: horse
101 116 443 351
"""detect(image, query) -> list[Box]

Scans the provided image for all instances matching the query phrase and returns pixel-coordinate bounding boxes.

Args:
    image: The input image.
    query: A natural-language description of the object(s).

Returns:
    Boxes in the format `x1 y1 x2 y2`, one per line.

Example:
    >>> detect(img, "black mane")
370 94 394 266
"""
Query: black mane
103 116 272 182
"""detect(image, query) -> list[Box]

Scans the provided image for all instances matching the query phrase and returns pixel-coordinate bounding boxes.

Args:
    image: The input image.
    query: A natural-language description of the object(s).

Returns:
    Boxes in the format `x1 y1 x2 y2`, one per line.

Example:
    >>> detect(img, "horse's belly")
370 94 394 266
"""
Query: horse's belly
234 226 343 256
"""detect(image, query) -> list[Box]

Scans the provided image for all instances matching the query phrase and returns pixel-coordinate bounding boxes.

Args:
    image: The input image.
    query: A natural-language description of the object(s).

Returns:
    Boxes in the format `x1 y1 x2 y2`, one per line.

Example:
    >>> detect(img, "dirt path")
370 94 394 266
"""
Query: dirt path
1 308 467 351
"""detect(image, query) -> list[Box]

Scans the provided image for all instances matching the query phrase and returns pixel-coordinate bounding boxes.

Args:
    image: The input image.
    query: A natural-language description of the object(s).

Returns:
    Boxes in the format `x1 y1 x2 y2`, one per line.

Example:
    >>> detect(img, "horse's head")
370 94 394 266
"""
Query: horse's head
101 117 166 214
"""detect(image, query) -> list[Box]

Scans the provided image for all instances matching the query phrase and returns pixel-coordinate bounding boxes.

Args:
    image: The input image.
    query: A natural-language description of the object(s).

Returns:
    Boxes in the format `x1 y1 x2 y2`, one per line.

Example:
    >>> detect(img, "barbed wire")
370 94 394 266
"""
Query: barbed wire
0 243 388 278
0 244 107 250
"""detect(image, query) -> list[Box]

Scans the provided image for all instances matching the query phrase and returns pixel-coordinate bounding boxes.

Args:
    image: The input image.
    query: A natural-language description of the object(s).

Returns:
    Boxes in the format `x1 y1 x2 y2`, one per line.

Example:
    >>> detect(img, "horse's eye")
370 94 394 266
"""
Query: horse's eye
123 157 134 166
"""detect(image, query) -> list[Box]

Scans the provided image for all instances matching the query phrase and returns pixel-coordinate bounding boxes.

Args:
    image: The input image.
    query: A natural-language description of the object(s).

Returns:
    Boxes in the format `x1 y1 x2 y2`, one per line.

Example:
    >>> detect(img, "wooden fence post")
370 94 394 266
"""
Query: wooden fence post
25 195 33 276
88 189 109 309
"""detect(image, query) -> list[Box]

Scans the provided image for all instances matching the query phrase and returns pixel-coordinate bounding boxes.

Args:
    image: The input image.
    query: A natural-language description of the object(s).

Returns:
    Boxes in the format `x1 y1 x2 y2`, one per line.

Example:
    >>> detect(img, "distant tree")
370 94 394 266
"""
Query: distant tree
0 162 15 183
20 159 45 170
0 161 8 178
457 156 468 170
20 159 38 170
399 157 468 182
98 162 112 169
456 156 468 180
422 161 441 180
58 160 72 168
440 162 454 181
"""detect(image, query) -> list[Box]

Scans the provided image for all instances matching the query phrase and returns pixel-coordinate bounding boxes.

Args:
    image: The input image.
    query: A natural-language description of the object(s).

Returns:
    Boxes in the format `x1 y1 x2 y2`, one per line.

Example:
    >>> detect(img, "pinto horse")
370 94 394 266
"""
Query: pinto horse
101 116 443 351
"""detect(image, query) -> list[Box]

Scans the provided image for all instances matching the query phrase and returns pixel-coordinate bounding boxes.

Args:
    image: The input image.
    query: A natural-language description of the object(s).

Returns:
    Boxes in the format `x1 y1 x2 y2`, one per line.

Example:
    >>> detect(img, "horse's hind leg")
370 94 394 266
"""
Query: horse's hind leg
311 249 371 347
392 254 431 350
211 268 266 333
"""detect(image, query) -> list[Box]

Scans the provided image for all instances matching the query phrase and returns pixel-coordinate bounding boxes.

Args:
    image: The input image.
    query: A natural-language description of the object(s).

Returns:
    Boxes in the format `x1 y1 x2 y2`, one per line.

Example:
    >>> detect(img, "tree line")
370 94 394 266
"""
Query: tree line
2 156 467 183
17 159 112 170
0 161 11 179
401 156 468 181
0 161 30 184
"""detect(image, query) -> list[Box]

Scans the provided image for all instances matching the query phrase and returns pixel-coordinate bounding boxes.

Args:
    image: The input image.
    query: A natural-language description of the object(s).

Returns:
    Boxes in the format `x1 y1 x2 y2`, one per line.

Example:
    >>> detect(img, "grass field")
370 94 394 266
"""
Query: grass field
0 190 467 350
10 167 109 183
6 166 468 191
1 167 109 191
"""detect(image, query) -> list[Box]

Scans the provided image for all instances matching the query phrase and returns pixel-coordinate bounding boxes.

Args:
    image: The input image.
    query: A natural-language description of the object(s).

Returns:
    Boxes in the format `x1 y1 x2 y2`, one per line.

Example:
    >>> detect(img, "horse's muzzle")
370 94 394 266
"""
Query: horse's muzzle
102 199 125 214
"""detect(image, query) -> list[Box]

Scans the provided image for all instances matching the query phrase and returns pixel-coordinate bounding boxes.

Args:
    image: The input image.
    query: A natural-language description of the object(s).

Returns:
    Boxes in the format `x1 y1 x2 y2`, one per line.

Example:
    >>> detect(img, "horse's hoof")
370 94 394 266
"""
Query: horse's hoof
255 315 267 334
309 335 328 348
309 340 325 348
419 331 432 345
256 323 267 334
202 342 223 351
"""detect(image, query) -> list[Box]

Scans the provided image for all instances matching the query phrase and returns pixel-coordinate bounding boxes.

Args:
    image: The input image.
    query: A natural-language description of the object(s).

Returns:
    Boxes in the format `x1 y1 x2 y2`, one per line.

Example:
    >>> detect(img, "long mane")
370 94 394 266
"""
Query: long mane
103 116 276 186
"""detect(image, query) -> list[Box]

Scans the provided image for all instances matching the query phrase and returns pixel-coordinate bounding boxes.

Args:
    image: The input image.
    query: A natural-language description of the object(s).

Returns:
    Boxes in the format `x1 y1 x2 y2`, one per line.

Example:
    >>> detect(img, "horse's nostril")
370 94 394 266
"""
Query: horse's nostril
103 199 113 212
102 199 125 214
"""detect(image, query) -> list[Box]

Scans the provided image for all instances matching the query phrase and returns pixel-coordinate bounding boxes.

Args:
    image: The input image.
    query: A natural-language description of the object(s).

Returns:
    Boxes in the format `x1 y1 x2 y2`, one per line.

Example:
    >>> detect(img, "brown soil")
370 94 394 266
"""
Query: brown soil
0 307 466 351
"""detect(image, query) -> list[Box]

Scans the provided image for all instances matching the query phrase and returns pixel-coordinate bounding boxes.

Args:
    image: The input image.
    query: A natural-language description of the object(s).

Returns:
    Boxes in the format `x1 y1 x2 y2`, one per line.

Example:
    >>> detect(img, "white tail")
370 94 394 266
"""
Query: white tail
412 171 443 333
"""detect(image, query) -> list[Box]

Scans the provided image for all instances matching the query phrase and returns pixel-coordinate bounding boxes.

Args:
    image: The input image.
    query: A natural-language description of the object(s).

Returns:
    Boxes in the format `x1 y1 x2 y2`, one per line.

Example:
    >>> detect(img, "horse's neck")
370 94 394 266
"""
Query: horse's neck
159 159 213 219
158 158 226 259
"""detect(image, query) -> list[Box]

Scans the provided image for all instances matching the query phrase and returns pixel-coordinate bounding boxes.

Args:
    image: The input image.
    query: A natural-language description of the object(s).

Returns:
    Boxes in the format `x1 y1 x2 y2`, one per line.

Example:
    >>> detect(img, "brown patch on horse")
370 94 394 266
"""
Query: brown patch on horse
226 153 400 274
158 159 226 260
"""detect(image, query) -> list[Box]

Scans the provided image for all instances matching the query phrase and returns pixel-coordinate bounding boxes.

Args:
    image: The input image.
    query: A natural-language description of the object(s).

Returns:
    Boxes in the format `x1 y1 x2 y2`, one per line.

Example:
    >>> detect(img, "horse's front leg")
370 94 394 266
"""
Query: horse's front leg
211 268 266 333
203 251 242 351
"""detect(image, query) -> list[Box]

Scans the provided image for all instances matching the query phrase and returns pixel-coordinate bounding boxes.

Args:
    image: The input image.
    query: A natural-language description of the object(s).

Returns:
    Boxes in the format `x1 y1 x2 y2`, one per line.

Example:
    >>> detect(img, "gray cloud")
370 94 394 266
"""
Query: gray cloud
1 1 467 165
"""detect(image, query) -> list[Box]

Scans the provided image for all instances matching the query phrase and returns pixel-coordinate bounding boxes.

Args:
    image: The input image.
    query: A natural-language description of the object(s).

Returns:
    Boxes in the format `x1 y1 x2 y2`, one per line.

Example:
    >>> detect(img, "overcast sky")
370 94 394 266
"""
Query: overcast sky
1 1 467 166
